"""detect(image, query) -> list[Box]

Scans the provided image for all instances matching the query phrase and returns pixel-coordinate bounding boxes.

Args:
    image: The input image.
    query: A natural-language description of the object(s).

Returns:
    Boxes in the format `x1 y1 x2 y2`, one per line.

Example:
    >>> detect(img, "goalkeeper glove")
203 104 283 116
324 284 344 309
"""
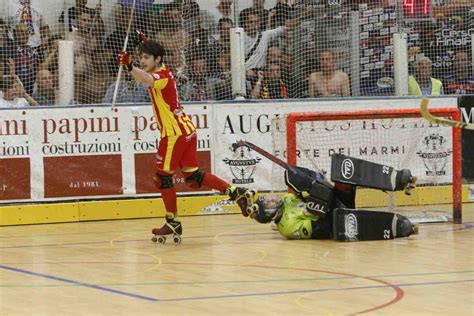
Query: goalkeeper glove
117 51 133 71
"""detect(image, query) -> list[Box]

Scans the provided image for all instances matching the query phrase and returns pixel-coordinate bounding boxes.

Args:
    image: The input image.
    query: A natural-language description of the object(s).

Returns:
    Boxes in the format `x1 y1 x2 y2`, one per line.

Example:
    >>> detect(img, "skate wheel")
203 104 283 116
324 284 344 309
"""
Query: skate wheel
247 204 259 218
151 236 157 243
154 236 166 244
173 235 182 244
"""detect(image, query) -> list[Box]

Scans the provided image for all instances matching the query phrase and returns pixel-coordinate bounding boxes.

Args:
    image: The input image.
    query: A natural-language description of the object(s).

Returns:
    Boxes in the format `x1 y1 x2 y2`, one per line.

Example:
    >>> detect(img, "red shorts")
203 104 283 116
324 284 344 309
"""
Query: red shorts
155 133 199 173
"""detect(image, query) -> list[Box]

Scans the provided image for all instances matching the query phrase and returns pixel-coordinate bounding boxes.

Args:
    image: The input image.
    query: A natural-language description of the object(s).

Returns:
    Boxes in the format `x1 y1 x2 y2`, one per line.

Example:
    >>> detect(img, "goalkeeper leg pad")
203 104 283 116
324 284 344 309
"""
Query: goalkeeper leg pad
331 154 416 194
332 208 418 242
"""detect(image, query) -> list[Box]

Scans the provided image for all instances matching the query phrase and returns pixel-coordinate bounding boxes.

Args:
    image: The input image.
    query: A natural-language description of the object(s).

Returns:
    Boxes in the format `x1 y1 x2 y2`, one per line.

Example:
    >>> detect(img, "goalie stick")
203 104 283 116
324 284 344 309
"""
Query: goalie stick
420 97 474 130
232 140 315 183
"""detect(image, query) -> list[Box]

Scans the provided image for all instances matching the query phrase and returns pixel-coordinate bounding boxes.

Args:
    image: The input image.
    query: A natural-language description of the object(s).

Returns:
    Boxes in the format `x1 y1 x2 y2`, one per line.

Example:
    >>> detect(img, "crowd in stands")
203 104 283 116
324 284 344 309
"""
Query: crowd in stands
0 0 472 107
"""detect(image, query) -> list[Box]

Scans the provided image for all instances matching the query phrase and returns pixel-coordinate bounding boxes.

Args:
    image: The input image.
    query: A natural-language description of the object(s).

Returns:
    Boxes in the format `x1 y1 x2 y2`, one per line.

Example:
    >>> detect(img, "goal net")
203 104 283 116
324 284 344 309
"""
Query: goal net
271 107 462 223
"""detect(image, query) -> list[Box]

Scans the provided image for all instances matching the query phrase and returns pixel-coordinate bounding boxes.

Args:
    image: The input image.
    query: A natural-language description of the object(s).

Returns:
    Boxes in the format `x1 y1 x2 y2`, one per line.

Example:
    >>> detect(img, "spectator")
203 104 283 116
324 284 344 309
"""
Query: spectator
266 45 293 94
408 57 444 96
213 17 233 52
208 50 234 100
102 73 149 104
0 19 14 60
239 0 269 32
0 58 4 98
0 75 38 107
32 68 57 105
155 3 190 76
58 0 97 34
242 9 308 71
183 1 215 60
444 51 474 95
117 0 155 34
77 47 114 104
104 4 136 74
6 0 46 48
269 0 293 29
208 17 233 74
242 12 283 70
8 23 42 95
308 50 351 97
38 34 61 76
180 55 211 101
250 63 288 99
69 10 101 78
202 0 234 37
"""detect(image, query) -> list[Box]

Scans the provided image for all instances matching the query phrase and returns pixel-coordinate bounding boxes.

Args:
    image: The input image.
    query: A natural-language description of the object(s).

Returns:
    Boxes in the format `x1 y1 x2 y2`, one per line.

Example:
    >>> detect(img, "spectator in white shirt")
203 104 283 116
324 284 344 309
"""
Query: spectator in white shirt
0 75 38 107
243 12 283 70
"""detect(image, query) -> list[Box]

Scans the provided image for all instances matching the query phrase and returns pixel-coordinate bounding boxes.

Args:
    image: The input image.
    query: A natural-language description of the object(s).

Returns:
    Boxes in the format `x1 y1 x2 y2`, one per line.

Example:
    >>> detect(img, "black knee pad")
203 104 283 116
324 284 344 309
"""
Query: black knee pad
185 170 205 189
153 173 174 189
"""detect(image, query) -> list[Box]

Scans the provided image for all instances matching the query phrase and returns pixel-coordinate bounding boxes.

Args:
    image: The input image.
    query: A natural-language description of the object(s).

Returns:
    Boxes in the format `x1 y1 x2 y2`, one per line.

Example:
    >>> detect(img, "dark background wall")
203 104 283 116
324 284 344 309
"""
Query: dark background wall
459 95 474 182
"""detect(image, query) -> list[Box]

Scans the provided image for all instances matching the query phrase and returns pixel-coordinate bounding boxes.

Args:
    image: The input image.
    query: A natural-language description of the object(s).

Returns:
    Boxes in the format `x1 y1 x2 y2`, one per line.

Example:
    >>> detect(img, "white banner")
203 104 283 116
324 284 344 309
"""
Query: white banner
0 97 458 203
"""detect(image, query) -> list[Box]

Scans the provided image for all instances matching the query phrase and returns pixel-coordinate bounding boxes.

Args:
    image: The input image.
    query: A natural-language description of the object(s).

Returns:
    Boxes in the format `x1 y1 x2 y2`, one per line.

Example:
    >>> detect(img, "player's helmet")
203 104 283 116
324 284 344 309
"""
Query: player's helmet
254 196 281 224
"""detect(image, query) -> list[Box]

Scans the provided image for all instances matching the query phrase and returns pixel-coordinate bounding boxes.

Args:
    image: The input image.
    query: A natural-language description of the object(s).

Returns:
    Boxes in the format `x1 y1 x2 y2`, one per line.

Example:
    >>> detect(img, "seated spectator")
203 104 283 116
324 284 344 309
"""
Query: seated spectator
0 75 38 107
269 0 293 29
38 34 62 76
208 50 234 100
250 63 288 99
77 47 114 104
266 45 293 94
0 19 14 59
8 23 42 95
7 0 46 48
155 2 190 74
239 0 269 32
117 0 155 35
308 50 350 97
180 55 211 101
32 68 57 105
208 17 234 75
58 0 97 34
69 10 102 80
102 73 149 104
212 17 233 52
201 0 234 37
104 4 136 74
444 51 474 95
408 57 444 96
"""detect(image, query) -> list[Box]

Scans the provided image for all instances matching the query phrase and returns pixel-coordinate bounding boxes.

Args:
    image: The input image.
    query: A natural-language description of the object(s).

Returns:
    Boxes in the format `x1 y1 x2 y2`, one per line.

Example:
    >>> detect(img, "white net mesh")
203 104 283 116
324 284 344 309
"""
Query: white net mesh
271 111 458 217
0 0 472 106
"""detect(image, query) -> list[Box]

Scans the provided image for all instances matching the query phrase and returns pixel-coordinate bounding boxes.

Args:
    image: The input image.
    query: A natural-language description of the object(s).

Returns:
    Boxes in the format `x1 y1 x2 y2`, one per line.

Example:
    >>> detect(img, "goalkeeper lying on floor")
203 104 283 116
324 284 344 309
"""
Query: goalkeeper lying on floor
234 154 418 242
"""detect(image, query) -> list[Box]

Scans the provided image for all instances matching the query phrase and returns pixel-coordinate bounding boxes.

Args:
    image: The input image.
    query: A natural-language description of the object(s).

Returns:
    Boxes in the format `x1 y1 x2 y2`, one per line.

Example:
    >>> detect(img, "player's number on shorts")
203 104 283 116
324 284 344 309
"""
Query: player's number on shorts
383 229 391 239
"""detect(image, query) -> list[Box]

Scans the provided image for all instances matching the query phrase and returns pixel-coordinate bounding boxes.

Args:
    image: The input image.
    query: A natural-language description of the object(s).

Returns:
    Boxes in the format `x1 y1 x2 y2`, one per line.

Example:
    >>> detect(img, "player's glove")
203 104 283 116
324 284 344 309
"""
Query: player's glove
117 51 133 71
136 29 148 44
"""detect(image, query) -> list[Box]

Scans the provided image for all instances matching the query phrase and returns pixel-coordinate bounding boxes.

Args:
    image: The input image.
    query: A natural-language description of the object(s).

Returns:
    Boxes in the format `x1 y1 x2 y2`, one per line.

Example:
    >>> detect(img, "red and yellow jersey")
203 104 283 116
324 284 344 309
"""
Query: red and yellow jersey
148 65 196 137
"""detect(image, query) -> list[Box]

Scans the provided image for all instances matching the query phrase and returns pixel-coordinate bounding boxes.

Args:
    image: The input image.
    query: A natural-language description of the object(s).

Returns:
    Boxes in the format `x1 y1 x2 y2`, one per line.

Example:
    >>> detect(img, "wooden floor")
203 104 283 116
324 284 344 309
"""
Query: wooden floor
0 205 473 315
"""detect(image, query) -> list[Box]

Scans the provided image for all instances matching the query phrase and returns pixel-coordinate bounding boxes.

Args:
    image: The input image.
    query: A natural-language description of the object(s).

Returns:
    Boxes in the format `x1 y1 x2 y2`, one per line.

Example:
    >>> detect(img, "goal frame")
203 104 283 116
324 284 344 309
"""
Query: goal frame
286 108 462 223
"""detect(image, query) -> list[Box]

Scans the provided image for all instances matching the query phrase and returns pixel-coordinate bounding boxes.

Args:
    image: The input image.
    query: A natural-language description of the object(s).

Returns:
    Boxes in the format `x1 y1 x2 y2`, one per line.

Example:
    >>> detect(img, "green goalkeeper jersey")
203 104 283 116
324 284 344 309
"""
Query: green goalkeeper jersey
276 193 320 240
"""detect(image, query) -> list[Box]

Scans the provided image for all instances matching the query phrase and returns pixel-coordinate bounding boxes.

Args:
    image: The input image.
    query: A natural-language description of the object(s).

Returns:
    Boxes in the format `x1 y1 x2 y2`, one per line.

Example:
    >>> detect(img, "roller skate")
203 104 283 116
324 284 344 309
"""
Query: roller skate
395 169 417 196
151 219 182 245
226 186 258 217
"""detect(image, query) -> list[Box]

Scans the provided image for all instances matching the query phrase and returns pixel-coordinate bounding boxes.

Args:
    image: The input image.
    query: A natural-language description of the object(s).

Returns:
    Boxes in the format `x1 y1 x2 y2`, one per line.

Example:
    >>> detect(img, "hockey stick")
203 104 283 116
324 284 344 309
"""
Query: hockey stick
420 97 474 130
232 140 313 182
111 0 137 108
